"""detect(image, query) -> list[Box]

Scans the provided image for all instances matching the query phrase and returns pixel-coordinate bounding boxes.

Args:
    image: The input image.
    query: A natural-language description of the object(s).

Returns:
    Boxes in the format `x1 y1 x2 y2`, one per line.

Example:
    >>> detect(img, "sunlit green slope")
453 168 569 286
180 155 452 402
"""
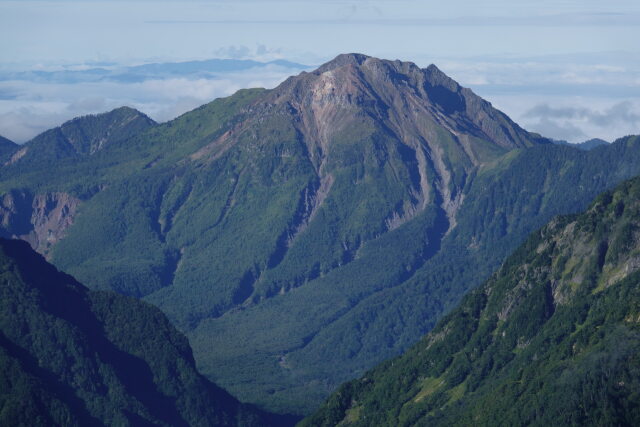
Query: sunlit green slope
304 176 640 426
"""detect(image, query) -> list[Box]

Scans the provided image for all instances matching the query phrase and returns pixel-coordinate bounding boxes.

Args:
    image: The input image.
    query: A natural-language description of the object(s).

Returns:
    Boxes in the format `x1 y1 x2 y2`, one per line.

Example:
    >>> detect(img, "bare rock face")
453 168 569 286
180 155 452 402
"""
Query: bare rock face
0 190 80 257
5 146 28 165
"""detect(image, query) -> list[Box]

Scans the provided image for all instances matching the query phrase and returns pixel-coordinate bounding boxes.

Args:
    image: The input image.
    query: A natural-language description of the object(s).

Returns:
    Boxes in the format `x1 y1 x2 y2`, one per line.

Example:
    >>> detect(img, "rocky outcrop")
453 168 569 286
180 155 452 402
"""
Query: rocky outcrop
5 146 28 165
0 191 80 257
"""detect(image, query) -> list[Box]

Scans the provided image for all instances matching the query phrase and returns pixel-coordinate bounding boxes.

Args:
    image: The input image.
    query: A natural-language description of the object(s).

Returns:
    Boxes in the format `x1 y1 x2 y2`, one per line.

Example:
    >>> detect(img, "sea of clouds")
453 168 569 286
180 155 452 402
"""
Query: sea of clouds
2 52 638 145
0 57 310 142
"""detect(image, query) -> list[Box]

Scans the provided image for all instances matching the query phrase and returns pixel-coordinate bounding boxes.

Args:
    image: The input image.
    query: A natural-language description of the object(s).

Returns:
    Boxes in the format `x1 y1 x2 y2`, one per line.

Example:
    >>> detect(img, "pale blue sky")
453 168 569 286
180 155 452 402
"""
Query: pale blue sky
1 0 639 142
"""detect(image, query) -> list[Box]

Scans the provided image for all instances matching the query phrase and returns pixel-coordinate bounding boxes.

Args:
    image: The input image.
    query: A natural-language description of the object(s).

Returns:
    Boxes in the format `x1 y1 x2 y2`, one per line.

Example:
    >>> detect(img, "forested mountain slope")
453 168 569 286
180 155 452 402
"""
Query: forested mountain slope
0 238 283 426
304 176 640 426
201 135 640 413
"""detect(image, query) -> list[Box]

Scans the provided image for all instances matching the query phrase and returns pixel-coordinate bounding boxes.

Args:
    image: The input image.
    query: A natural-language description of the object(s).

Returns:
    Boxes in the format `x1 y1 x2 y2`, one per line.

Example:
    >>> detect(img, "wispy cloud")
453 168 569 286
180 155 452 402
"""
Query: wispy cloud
212 44 286 61
527 117 588 141
145 12 640 27
435 57 640 89
519 101 640 142
524 102 640 128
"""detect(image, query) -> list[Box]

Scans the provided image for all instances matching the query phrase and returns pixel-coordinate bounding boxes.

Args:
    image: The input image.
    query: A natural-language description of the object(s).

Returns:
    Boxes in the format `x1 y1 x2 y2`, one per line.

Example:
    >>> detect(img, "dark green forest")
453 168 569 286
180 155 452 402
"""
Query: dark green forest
304 176 640 426
0 238 288 426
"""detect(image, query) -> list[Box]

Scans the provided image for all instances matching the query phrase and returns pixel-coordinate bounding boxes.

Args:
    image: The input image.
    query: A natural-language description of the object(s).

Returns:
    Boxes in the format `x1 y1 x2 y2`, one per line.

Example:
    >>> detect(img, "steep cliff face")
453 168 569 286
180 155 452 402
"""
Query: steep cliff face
0 191 80 257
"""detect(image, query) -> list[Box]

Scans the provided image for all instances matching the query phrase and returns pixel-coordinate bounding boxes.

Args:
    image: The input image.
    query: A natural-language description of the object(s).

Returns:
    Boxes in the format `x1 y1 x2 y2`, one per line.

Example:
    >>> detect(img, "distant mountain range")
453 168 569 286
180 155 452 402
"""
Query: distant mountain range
305 175 640 426
0 53 639 416
1 58 309 84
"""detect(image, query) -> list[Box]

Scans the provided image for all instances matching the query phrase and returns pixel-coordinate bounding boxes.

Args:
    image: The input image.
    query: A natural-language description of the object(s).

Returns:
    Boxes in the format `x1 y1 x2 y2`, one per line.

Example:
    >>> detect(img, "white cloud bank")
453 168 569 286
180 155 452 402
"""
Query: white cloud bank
0 62 308 142
522 101 640 142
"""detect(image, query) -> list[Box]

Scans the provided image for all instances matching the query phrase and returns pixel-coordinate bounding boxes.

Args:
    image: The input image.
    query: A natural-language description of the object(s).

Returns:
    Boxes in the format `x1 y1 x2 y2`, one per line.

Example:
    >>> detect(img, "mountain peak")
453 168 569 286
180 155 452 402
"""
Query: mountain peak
64 106 155 128
316 54 453 85
315 53 371 73
264 53 541 158
190 54 546 241
314 53 426 80
424 63 460 90
14 106 157 164
183 55 549 301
